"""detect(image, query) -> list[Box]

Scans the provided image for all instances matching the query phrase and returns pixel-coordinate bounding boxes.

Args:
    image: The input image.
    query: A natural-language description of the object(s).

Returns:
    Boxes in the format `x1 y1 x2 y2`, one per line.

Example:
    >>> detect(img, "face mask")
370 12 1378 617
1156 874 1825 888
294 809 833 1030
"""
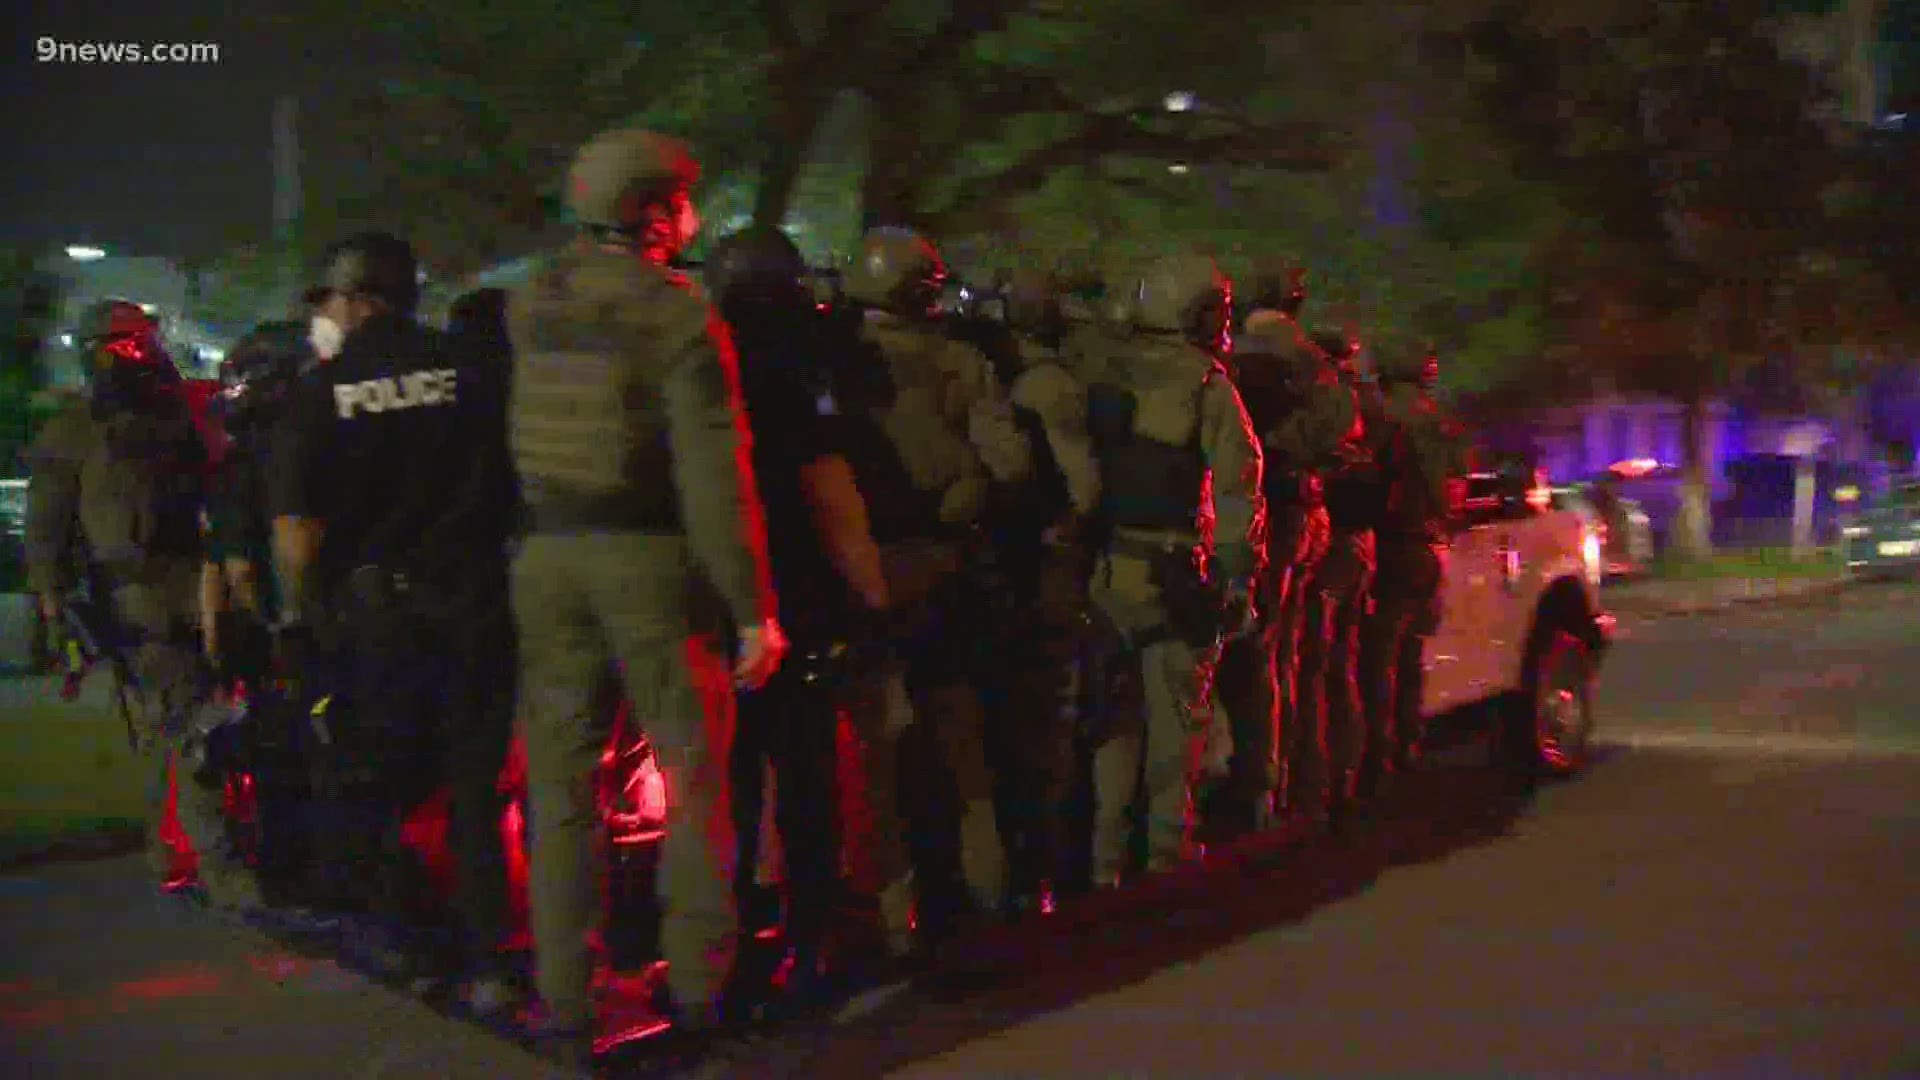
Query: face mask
308 315 344 361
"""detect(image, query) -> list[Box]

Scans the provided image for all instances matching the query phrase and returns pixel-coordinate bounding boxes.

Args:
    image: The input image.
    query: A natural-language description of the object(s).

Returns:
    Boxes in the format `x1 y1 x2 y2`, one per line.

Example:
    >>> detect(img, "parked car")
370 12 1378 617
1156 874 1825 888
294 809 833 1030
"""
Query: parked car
1842 479 1920 579
1423 466 1615 776
1551 483 1654 579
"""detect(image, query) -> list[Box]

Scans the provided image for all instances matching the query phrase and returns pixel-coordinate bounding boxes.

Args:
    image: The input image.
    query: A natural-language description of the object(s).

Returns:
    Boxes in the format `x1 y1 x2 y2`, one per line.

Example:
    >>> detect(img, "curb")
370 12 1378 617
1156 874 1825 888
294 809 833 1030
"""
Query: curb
1603 573 1854 617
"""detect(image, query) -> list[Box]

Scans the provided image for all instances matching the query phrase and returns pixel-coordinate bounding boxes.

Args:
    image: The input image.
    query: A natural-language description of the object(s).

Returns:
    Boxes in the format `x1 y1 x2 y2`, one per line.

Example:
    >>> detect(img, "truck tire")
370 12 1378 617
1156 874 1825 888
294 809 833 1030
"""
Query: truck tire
1502 625 1595 781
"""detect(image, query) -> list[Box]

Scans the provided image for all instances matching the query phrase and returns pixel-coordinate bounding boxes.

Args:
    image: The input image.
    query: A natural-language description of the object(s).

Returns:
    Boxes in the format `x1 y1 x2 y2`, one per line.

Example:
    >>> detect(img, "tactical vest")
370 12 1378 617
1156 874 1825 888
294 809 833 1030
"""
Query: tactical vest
78 399 207 571
844 324 972 543
1323 380 1384 530
1086 363 1215 532
1234 357 1320 508
510 310 682 533
1380 402 1458 538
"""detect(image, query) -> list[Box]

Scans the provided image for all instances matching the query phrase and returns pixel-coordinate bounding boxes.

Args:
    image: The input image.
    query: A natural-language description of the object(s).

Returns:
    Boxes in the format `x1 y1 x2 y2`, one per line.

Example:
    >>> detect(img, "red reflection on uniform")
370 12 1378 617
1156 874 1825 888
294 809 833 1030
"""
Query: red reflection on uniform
111 969 223 1001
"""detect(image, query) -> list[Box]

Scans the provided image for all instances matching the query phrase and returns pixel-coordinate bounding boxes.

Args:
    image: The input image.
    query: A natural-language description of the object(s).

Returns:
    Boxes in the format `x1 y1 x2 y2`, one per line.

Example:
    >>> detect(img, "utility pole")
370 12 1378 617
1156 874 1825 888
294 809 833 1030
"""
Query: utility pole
272 95 301 310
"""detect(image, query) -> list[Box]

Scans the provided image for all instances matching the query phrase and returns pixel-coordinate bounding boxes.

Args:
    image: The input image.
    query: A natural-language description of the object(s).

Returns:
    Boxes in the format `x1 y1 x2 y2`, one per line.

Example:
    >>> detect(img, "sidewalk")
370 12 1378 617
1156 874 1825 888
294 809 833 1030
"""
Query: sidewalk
2 855 565 1079
1601 568 1852 616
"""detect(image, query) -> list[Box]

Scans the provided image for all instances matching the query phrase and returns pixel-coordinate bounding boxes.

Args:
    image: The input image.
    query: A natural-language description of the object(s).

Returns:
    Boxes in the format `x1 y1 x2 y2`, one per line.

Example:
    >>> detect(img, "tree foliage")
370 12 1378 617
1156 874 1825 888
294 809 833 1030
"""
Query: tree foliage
1441 0 1890 556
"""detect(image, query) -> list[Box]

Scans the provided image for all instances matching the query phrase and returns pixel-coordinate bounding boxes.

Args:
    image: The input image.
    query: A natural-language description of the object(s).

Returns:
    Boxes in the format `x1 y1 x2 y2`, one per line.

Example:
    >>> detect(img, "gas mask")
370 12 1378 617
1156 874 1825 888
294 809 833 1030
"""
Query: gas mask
308 315 345 361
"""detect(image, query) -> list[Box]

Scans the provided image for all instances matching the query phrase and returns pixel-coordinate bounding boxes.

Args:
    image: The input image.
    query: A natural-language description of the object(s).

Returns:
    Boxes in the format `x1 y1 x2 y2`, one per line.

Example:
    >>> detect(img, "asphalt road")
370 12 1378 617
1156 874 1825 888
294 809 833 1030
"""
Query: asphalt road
4 583 1918 1078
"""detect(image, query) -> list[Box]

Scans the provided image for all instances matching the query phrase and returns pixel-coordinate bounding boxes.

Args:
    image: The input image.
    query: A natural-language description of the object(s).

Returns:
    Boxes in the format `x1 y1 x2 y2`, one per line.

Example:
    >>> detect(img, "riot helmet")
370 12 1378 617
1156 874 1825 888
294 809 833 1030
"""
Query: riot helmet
309 231 421 316
841 227 947 315
566 128 700 232
1001 267 1066 340
218 320 309 436
1375 336 1440 390
76 298 156 348
1245 261 1307 321
704 227 810 317
79 299 180 415
447 287 510 363
1111 253 1232 348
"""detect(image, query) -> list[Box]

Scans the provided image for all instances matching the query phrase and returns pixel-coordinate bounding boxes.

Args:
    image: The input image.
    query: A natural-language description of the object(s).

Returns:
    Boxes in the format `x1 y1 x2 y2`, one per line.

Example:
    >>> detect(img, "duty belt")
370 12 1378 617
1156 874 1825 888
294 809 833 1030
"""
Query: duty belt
1106 531 1198 559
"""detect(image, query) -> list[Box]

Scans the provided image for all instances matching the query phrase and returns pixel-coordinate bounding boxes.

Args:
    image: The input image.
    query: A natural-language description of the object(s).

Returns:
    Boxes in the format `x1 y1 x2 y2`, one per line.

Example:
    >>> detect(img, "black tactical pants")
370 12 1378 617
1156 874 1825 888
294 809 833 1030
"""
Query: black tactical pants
312 571 515 977
1360 536 1447 791
1293 525 1374 820
731 657 844 956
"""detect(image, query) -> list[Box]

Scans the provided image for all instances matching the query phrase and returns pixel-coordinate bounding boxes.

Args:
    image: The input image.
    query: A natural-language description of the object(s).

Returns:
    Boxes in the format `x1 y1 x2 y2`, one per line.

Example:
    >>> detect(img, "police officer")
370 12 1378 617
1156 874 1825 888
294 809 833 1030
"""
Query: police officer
1079 253 1264 884
268 232 520 1011
505 129 785 1058
25 299 258 906
703 225 890 994
837 225 1013 951
203 320 311 903
1360 339 1470 794
970 267 1100 910
1210 264 1326 838
1299 330 1379 830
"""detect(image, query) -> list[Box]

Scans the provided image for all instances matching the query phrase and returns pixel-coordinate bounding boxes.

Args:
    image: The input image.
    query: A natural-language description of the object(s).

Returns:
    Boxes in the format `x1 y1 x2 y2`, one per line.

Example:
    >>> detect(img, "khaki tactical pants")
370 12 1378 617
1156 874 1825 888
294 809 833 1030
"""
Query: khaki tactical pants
513 532 735 1029
115 562 251 897
1086 536 1221 883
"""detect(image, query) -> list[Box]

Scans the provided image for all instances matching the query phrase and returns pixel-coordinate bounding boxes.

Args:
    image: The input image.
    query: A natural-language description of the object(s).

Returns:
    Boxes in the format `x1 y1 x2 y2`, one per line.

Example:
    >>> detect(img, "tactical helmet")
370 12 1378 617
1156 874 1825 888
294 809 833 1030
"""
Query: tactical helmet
842 227 947 312
1111 253 1232 341
219 320 309 433
448 288 509 342
76 298 156 345
1311 330 1355 363
1375 336 1440 388
704 227 811 316
566 128 700 229
311 231 420 314
1001 267 1065 336
1245 261 1307 320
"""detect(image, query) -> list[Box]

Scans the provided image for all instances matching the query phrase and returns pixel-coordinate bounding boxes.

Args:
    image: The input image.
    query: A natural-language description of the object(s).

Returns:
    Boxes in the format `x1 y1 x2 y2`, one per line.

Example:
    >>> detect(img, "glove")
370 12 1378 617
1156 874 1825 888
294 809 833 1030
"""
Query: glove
1221 580 1259 639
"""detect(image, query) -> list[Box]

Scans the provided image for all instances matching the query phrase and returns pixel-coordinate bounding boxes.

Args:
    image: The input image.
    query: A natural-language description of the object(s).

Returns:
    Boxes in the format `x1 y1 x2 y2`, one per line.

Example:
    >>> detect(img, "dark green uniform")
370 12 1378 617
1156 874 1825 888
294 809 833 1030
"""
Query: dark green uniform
848 306 1009 937
508 242 772 1029
987 327 1099 904
1360 369 1471 788
1267 336 1374 822
1212 310 1331 830
25 388 256 904
1075 253 1263 883
1304 358 1382 825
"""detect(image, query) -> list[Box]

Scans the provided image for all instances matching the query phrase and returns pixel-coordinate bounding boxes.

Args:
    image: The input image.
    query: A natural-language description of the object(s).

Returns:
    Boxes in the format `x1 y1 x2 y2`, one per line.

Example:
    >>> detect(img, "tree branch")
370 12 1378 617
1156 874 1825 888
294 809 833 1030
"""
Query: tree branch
924 115 1346 233
759 0 801 50
856 0 1032 97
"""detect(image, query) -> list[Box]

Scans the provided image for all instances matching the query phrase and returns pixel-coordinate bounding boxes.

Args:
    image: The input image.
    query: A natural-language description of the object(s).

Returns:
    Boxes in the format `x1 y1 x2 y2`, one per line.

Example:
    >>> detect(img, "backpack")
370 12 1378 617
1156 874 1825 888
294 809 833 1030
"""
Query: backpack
77 386 208 568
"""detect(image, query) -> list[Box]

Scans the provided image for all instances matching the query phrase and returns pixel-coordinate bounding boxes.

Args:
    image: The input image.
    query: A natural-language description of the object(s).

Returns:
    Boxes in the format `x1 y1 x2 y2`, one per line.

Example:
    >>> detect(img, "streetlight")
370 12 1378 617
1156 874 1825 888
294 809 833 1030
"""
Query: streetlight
65 245 106 262
1164 91 1195 113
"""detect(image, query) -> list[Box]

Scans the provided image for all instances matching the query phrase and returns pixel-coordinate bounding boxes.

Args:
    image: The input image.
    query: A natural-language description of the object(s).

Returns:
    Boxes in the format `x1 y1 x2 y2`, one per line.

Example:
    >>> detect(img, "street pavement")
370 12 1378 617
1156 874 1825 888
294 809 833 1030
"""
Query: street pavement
4 582 1919 1077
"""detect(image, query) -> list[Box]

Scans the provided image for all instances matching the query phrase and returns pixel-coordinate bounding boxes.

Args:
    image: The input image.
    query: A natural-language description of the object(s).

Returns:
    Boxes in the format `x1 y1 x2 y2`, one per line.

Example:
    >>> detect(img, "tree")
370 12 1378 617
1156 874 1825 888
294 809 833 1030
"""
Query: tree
304 0 1358 273
1450 0 1877 561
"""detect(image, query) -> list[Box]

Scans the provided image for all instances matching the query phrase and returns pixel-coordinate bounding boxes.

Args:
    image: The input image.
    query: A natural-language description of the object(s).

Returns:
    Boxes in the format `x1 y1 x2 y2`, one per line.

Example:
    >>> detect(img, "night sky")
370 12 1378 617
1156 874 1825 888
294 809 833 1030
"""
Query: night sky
0 0 371 261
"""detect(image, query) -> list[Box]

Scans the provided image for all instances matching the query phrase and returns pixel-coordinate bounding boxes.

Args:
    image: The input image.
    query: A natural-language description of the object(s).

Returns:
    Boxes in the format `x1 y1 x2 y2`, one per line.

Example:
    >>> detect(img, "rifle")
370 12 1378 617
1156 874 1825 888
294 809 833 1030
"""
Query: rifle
54 593 139 752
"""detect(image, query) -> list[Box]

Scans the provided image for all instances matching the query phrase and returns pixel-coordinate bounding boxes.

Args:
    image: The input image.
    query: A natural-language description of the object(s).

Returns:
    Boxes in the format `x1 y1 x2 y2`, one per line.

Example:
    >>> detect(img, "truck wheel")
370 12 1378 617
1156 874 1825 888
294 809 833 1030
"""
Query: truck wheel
1505 627 1595 780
